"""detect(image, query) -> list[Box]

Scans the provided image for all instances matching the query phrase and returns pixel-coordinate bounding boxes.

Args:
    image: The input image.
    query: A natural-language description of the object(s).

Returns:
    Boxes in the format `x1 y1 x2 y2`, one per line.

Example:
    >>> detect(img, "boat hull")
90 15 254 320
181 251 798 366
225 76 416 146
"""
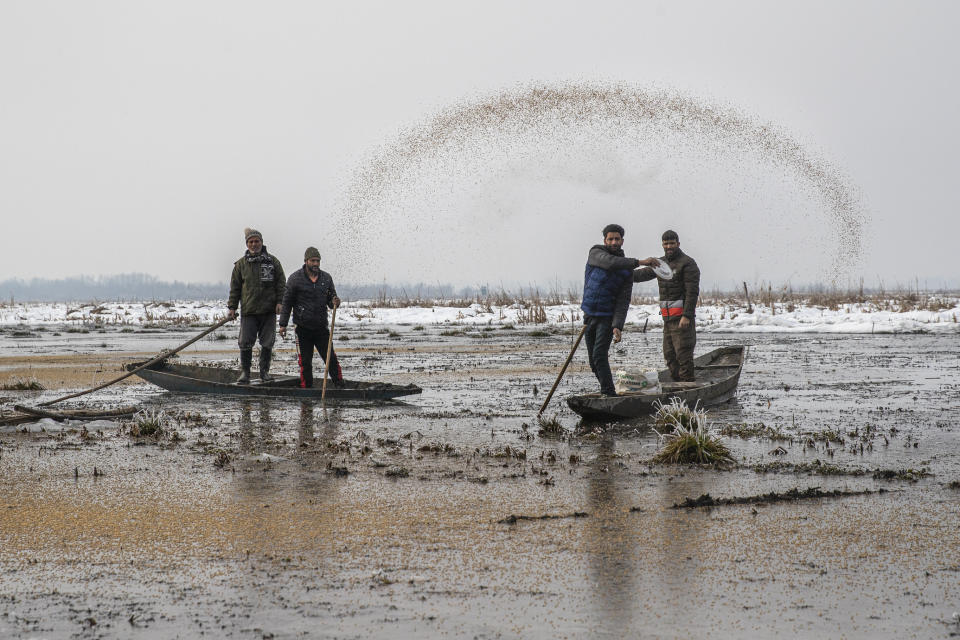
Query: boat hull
127 361 422 401
566 346 745 420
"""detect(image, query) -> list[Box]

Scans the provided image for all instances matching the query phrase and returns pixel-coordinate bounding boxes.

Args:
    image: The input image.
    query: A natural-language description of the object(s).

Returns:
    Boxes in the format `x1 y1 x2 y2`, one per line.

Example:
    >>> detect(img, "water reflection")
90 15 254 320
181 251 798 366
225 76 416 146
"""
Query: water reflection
238 399 275 454
583 426 710 638
298 400 315 445
231 400 347 610
655 467 707 631
296 401 343 459
584 433 637 636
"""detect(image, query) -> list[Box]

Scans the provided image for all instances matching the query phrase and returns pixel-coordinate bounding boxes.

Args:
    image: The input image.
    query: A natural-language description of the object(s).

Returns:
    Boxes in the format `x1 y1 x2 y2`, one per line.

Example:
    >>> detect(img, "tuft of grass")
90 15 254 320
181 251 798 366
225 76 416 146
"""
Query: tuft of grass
654 397 705 431
413 325 425 331
170 410 212 428
720 421 792 441
537 413 566 437
752 460 860 476
1 377 45 391
806 428 845 444
872 468 932 482
653 427 734 464
128 408 168 438
652 398 733 465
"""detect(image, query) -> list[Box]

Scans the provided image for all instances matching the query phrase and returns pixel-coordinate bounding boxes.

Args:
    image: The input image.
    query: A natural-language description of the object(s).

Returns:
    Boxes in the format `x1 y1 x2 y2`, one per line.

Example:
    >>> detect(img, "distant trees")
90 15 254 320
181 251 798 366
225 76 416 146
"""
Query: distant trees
1 273 227 302
1 275 582 303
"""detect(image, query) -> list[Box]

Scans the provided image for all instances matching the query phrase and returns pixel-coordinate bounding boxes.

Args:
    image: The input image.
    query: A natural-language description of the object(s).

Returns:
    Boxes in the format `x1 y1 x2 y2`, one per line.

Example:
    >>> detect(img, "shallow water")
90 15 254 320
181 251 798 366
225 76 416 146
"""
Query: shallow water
1 326 958 638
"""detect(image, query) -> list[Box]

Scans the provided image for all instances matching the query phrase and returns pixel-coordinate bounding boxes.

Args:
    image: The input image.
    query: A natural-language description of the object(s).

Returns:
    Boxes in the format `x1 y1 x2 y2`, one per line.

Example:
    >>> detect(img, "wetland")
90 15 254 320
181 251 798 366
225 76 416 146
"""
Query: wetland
1 324 958 638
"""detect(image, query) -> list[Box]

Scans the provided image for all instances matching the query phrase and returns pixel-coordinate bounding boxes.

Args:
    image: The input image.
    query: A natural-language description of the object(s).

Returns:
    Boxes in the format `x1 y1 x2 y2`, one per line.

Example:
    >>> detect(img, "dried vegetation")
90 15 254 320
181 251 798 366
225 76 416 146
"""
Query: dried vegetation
652 398 734 465
1 377 45 391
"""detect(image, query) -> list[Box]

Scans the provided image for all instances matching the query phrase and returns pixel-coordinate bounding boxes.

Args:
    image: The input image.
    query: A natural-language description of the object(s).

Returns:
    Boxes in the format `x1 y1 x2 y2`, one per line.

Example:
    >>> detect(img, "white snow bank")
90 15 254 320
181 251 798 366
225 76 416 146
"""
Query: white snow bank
1 299 958 334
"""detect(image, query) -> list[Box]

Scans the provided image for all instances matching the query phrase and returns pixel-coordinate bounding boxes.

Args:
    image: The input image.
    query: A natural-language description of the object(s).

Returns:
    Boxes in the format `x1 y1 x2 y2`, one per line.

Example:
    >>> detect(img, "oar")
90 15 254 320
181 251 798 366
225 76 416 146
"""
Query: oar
320 304 339 408
36 315 232 407
538 324 586 416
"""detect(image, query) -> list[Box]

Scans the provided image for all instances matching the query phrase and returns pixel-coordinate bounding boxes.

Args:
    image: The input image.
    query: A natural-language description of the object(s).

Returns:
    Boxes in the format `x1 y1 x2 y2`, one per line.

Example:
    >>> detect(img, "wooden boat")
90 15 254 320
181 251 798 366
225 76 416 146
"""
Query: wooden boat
126 361 422 401
566 345 745 420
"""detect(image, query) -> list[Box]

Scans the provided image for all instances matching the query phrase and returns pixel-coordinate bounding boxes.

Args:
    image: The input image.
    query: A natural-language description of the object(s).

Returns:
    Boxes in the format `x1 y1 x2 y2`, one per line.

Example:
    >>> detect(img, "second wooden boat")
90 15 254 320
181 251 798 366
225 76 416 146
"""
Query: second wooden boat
126 360 422 401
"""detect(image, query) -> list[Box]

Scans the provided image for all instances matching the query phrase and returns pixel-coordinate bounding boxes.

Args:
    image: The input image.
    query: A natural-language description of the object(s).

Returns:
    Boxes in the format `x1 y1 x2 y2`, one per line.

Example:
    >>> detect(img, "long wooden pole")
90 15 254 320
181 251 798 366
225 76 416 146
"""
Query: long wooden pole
37 315 232 407
538 324 586 416
320 305 339 408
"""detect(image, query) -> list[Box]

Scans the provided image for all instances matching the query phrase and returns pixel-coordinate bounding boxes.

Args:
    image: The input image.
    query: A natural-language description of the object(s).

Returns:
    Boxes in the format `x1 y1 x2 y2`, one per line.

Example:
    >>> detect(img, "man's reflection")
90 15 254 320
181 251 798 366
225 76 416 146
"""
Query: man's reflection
584 432 637 632
238 399 275 453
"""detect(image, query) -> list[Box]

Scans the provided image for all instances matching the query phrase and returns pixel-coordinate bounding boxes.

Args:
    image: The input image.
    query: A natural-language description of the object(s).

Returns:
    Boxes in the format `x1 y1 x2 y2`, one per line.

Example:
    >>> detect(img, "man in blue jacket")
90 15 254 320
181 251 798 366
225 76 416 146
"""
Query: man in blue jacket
581 224 661 396
278 247 343 388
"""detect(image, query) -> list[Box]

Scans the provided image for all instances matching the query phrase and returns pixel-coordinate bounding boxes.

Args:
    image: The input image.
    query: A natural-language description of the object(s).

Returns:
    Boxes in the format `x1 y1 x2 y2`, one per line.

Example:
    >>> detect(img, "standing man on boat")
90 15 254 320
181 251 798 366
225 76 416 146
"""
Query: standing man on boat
634 230 700 382
278 247 344 388
227 228 285 384
581 224 661 396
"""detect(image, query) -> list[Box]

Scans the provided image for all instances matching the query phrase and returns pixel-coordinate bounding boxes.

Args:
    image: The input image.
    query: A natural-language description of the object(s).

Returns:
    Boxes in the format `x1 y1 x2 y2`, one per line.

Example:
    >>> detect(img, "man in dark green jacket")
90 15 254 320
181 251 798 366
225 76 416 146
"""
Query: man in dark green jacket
227 228 285 384
634 230 700 381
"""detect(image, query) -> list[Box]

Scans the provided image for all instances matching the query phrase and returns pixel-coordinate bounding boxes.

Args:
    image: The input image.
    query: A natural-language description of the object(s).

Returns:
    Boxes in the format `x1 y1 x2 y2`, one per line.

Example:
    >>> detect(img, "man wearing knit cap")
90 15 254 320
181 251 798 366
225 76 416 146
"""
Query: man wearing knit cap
227 228 286 384
634 229 701 381
279 247 343 388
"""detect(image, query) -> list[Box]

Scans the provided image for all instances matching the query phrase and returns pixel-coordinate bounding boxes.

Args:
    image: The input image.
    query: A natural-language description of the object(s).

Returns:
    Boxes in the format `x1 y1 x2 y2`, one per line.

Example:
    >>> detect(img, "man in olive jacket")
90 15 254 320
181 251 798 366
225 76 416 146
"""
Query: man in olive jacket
227 228 285 384
278 247 343 388
634 229 700 382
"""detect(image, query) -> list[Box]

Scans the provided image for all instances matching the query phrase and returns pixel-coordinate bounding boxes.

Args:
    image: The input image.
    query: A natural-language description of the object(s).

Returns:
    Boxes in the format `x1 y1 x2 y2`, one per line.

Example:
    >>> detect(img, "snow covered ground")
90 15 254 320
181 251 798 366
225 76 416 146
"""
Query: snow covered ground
1 298 959 334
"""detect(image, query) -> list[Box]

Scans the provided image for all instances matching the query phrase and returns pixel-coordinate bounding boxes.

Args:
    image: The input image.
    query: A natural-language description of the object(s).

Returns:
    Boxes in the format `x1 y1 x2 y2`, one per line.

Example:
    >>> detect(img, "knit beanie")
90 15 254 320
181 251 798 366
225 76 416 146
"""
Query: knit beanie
244 228 263 241
304 247 321 260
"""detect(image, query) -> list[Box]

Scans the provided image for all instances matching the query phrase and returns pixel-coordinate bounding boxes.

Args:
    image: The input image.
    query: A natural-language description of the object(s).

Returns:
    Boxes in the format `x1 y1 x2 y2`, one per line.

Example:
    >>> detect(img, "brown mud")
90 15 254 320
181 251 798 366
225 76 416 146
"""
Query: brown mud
1 324 958 638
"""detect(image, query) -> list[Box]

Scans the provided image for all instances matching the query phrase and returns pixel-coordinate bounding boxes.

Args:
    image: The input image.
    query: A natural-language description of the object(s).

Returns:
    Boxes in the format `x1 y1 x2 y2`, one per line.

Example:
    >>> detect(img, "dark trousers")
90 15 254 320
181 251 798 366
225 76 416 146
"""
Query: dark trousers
295 326 341 388
663 318 696 381
584 316 615 395
239 313 277 351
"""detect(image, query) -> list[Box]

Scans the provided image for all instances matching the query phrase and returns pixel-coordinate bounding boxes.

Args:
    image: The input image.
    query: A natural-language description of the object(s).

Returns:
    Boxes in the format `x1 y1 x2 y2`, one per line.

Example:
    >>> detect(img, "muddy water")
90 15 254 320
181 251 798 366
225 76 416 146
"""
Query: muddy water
1 325 958 638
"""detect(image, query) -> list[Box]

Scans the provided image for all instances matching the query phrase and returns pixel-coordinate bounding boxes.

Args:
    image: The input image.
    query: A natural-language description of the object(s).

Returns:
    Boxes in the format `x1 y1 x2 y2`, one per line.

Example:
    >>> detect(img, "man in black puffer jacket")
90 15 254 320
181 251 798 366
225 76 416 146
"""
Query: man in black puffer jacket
278 247 343 388
634 230 701 381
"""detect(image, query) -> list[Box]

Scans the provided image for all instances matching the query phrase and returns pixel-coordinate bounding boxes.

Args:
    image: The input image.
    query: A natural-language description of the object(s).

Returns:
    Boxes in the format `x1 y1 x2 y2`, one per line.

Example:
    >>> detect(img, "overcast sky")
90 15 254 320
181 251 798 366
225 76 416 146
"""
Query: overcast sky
2 1 957 291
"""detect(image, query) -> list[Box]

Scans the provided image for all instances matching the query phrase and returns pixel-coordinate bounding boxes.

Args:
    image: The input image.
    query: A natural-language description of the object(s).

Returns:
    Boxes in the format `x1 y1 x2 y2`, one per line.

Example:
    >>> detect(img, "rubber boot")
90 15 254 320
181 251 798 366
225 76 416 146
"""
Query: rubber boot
259 347 274 382
237 349 252 384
